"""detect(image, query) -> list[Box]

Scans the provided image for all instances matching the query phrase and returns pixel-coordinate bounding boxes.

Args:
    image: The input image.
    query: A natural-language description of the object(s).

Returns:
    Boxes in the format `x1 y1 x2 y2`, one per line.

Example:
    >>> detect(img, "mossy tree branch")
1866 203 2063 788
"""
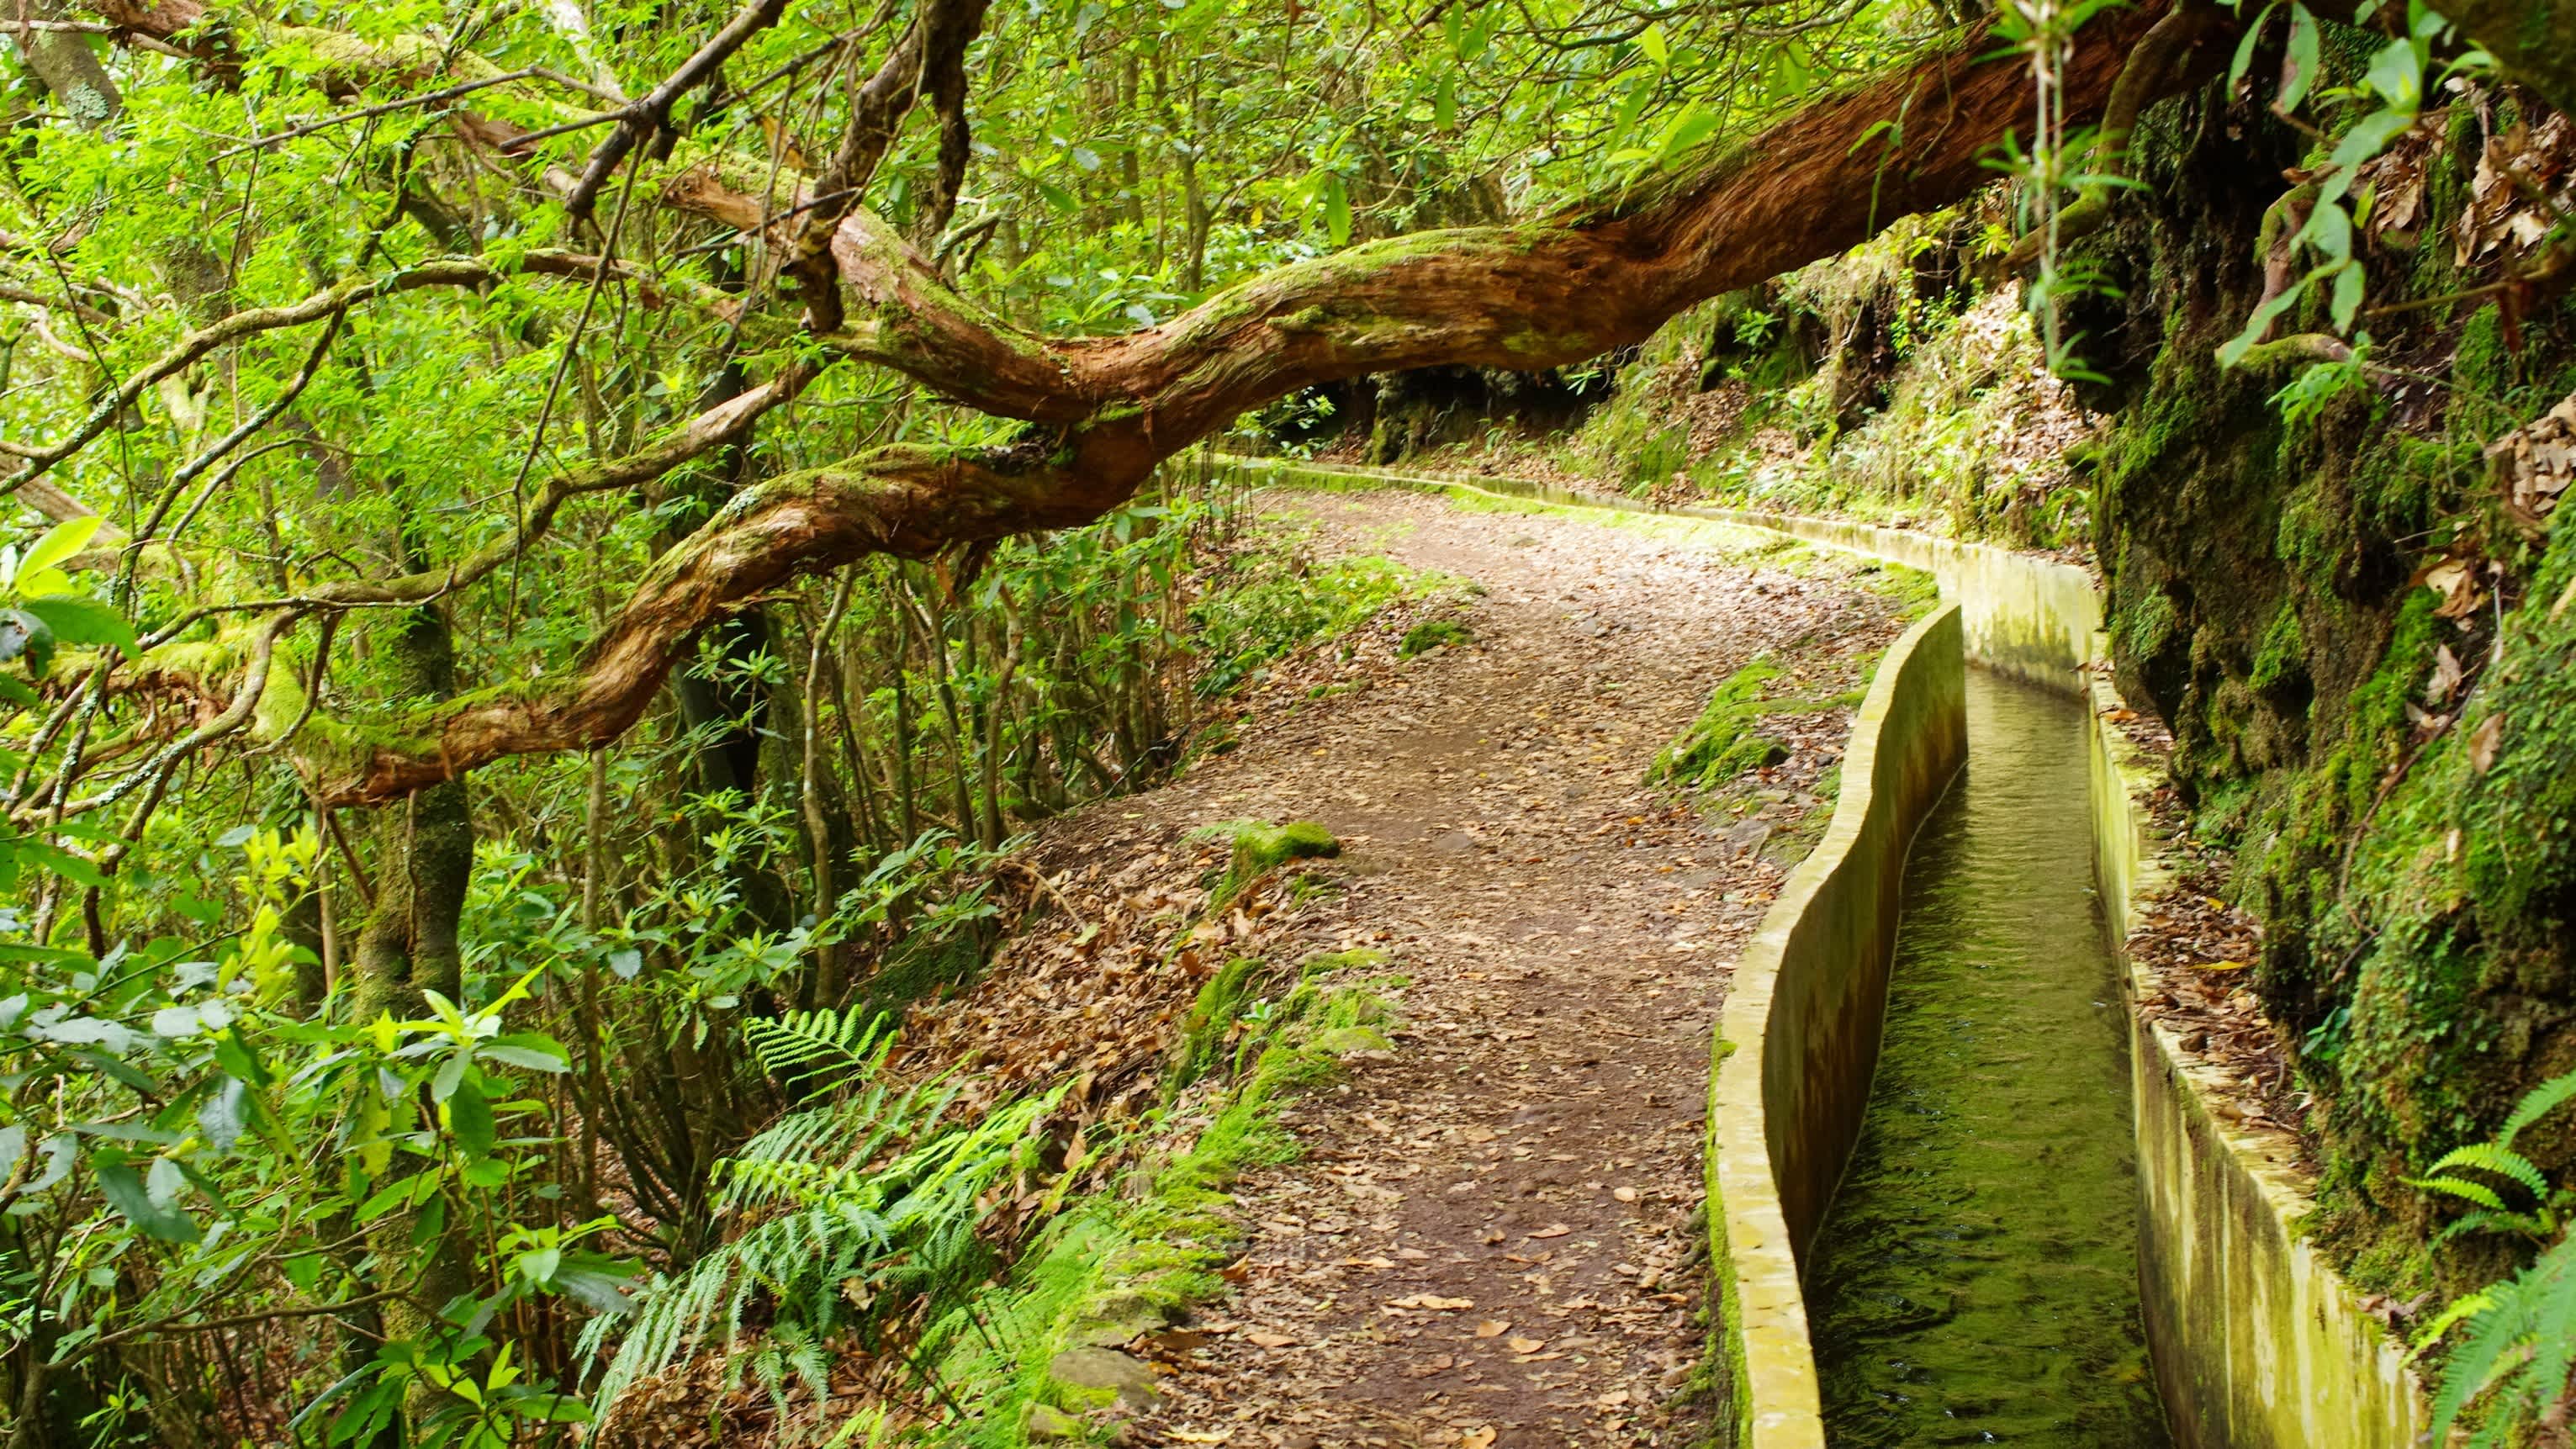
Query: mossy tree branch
288 3 2179 804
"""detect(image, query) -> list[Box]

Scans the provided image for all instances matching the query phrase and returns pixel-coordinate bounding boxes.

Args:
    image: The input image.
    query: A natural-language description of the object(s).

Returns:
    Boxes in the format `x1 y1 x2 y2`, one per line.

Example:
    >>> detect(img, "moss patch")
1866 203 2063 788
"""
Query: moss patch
1397 616 1475 657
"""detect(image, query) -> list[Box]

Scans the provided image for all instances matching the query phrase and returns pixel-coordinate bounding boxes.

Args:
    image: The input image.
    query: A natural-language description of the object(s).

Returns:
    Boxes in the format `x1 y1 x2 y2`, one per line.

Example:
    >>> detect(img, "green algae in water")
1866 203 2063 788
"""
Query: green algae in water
1806 671 2171 1446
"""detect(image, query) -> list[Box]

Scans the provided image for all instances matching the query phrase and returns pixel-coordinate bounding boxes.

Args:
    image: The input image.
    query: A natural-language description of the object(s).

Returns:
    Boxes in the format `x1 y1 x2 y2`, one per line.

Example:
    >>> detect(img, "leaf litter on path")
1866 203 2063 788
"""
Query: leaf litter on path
1085 489 1912 1446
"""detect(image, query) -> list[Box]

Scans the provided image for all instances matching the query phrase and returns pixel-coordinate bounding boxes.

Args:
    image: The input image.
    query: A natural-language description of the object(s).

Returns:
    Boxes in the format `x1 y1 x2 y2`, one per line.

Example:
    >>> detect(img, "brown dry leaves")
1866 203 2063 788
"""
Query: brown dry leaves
2490 392 2576 531
2119 730 2314 1157
2454 109 2573 267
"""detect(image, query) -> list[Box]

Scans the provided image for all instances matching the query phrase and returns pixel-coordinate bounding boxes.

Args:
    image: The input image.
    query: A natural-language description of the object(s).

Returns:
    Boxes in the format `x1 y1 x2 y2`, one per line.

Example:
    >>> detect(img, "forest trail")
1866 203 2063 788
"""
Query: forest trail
1049 488 1913 1447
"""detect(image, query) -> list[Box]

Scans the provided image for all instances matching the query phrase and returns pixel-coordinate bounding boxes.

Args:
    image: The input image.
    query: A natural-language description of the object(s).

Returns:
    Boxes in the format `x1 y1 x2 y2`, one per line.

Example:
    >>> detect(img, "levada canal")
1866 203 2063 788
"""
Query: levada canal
1804 669 2172 1446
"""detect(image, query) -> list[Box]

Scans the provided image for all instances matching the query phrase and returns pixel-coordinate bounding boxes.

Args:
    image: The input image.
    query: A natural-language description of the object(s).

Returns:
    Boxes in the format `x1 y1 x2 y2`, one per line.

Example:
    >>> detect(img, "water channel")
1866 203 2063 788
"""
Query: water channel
1804 669 2171 1446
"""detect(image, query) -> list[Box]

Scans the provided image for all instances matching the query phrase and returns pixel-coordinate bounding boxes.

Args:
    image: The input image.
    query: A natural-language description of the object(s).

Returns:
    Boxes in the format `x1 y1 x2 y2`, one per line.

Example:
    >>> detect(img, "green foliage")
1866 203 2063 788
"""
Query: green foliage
2216 0 2481 366
745 1007 902 1096
1189 551 1421 697
1650 658 1791 791
583 1048 1065 1420
2411 1069 2576 1443
0 825 614 1449
924 951 1400 1443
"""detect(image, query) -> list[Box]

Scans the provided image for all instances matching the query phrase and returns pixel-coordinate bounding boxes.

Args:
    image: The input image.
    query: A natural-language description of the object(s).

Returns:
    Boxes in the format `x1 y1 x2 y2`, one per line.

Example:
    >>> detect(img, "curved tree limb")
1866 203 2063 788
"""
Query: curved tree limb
561 0 792 222
302 3 2179 805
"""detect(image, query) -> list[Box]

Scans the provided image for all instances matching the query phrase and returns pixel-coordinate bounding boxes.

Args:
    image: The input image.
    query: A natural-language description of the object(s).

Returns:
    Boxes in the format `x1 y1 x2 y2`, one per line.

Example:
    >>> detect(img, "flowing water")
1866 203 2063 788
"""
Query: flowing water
1806 669 2171 1446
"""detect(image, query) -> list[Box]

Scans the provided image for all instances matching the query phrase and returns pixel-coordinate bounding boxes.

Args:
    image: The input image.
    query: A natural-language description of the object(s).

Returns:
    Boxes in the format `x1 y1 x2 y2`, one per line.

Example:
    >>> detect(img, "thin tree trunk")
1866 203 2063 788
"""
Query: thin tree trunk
804 574 856 999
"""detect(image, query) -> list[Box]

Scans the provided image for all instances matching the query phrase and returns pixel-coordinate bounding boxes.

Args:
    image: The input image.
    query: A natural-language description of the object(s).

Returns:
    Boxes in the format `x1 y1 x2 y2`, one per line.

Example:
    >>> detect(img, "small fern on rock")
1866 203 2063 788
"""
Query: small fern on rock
2410 1068 2576 1444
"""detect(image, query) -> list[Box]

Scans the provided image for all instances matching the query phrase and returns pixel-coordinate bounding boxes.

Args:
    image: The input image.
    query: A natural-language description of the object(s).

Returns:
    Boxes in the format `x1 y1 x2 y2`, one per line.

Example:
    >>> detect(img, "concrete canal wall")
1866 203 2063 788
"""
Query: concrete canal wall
1216 453 2429 1448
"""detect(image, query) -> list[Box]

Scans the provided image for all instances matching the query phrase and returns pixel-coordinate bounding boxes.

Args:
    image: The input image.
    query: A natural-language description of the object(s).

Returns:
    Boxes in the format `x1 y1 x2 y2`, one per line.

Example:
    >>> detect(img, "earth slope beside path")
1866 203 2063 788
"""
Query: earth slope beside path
1040 489 1911 1447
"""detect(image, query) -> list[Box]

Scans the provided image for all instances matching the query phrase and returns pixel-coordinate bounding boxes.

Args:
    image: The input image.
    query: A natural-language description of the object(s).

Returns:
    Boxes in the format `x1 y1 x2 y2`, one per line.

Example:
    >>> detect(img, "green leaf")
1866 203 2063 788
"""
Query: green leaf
2425 1143 2550 1198
355 1169 442 1224
13 567 71 599
1659 103 1722 161
2298 198 2352 262
2501 1068 2576 1147
98 1160 201 1242
447 1077 496 1158
20 840 108 888
2279 4 2320 114
2365 36 2421 108
2330 259 2367 331
1638 22 1668 64
481 1034 569 1073
2329 108 2418 176
17 515 101 580
1321 172 1351 246
2230 2 2280 87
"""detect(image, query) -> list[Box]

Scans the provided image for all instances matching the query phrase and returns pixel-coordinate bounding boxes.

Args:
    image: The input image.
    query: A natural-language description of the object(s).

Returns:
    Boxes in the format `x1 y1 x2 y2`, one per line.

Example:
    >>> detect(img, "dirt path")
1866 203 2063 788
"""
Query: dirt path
1050 488 1912 1448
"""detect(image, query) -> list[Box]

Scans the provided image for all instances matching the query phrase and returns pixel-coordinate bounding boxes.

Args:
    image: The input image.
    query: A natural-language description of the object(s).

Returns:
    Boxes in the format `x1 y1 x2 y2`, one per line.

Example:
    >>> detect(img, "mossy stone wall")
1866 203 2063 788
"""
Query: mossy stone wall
2081 75 2576 1296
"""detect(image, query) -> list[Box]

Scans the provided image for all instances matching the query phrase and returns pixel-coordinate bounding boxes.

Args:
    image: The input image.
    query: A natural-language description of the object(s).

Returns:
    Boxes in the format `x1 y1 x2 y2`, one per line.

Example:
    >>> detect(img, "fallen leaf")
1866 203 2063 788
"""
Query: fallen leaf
1391 1293 1474 1310
1244 1330 1299 1348
1508 1336 1546 1353
1611 1186 1639 1203
2425 644 2463 705
1404 1353 1456 1378
1397 1247 1431 1261
2468 711 2505 773
1527 1224 1572 1240
1474 1319 1510 1338
1169 1434 1235 1445
1462 1430 1497 1449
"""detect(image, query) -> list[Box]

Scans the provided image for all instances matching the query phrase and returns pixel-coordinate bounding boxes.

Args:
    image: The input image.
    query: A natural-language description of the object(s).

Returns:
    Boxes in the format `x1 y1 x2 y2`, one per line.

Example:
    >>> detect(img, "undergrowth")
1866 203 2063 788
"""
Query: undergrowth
924 948 1403 1445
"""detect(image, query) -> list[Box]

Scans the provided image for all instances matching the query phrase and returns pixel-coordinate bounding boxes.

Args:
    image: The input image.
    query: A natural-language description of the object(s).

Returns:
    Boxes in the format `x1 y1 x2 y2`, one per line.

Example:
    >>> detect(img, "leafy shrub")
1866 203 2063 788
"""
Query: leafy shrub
1189 553 1416 696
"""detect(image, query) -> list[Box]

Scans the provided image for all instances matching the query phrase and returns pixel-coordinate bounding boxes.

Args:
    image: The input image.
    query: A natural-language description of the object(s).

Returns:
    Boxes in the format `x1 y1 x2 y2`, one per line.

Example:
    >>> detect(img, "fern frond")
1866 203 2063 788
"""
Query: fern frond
2429 1233 2576 1446
586 1081 1065 1425
2499 1068 2576 1149
743 1007 899 1093
2434 1209 2549 1248
2412 1173 2511 1213
2425 1144 2550 1200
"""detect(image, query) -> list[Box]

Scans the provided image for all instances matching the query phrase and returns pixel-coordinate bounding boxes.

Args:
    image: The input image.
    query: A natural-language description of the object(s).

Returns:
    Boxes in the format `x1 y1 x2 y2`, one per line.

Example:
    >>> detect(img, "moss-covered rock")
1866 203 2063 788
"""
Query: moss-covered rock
1202 819 1341 904
1650 659 1792 791
2076 73 2576 1304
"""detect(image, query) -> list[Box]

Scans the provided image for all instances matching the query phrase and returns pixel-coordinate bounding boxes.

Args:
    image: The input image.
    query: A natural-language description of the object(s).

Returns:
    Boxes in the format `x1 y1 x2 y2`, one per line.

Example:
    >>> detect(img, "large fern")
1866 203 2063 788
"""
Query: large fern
2426 1234 2576 1446
580 1076 1066 1420
2414 1067 2576 1442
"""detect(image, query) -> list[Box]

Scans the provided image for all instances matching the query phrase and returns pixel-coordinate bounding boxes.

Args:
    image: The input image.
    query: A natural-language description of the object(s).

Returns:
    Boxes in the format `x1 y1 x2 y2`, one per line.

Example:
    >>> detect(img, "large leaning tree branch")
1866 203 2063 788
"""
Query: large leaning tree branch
90 0 2563 806
287 1 2187 806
